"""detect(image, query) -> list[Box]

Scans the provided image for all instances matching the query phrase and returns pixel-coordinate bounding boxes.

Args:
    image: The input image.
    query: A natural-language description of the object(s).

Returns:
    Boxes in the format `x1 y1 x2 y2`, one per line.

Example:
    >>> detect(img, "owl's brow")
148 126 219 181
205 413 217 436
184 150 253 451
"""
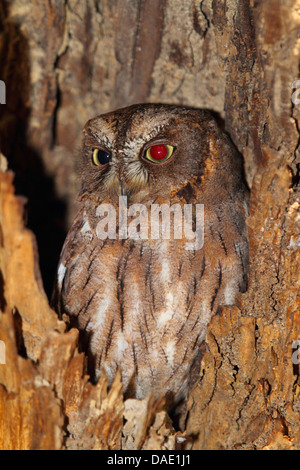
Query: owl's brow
143 123 169 142
87 126 114 149
122 123 172 158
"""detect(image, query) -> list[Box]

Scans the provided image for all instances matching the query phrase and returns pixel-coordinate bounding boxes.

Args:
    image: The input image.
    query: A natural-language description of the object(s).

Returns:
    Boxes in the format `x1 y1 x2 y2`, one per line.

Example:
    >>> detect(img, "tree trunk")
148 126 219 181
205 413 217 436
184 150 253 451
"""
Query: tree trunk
0 0 299 450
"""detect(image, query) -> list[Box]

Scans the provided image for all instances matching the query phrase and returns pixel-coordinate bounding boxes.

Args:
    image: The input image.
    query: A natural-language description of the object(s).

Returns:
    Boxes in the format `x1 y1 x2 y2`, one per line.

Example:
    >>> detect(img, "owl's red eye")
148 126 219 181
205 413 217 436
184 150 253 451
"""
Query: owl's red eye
150 144 168 160
144 144 175 164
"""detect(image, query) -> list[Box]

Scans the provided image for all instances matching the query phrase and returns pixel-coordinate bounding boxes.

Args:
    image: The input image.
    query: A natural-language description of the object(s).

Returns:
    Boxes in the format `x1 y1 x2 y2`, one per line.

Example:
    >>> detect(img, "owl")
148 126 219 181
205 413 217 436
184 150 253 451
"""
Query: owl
52 103 248 409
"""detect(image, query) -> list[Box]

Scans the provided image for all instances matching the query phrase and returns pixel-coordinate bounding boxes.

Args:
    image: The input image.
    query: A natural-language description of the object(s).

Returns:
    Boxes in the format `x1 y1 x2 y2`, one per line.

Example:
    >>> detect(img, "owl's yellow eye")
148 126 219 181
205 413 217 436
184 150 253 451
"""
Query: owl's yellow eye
144 144 175 164
92 148 111 166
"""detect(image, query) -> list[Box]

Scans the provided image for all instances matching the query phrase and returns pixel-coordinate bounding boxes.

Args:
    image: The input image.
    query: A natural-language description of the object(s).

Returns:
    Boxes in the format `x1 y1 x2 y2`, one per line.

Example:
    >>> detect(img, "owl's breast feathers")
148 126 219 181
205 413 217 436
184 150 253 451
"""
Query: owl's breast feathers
53 188 248 405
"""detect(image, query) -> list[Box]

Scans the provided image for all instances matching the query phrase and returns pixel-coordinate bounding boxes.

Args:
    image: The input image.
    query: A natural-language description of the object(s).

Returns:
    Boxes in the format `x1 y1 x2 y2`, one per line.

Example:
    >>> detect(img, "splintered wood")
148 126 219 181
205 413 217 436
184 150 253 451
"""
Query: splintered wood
0 158 179 450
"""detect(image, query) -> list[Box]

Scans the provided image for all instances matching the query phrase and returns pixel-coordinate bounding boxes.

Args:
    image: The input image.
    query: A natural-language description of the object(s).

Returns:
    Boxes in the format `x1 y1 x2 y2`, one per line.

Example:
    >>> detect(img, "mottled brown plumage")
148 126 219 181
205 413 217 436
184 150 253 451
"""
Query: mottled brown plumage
53 103 248 408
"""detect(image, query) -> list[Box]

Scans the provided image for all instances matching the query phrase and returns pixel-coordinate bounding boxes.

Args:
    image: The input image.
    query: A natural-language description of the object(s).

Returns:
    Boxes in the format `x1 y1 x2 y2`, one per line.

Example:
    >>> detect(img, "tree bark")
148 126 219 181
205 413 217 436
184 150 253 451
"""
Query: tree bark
0 0 299 450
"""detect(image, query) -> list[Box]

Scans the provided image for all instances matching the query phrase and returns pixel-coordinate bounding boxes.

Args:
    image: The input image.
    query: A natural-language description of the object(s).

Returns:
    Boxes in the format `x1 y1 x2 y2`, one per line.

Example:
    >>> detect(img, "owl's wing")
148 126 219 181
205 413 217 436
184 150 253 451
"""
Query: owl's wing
51 207 88 318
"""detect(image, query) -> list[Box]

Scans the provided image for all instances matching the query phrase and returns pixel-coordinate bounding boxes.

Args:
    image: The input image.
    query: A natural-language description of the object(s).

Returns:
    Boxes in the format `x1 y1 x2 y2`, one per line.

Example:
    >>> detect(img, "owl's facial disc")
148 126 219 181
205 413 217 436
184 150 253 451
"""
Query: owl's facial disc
119 138 177 197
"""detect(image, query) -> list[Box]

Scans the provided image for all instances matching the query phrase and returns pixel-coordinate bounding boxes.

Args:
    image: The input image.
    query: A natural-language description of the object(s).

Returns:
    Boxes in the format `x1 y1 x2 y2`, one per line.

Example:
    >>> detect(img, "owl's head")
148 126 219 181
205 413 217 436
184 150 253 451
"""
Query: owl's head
79 103 243 205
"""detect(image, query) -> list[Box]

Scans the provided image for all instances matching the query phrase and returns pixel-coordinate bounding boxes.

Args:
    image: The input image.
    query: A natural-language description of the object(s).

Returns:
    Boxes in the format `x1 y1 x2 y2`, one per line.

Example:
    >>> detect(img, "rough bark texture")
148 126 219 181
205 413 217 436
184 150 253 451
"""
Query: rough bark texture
0 0 299 450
